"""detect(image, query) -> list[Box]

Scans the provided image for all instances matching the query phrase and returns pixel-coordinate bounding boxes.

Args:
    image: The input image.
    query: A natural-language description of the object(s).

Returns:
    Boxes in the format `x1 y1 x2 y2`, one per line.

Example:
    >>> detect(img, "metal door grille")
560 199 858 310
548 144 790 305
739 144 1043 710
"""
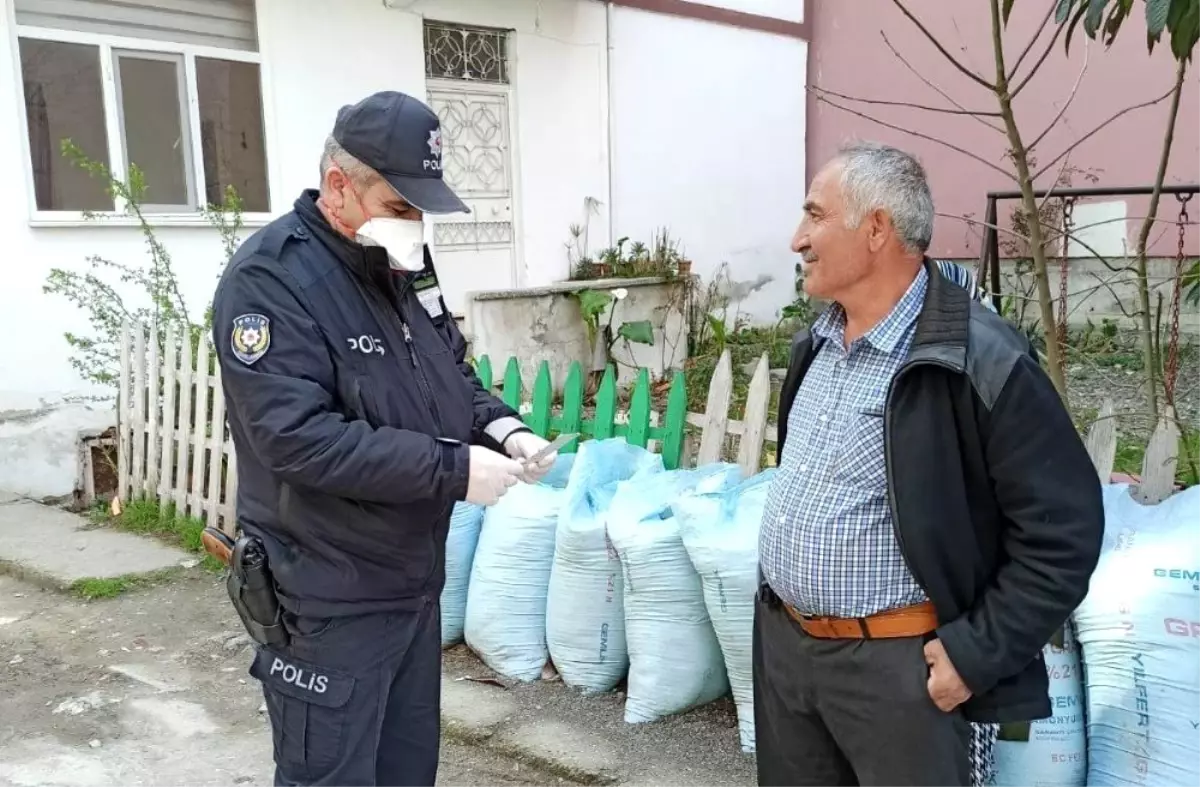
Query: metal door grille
423 20 509 84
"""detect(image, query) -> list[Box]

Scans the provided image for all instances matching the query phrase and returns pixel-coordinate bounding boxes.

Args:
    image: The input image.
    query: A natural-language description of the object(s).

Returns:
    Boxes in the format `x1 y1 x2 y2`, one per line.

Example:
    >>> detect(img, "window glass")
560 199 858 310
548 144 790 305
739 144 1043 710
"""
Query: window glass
19 38 112 211
196 58 269 212
115 52 191 208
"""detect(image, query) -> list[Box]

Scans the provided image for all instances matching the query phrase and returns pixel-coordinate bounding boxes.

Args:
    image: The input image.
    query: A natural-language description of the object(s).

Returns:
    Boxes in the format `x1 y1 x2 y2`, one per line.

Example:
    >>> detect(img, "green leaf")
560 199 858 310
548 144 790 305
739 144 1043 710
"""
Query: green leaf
1055 0 1077 24
1102 0 1133 45
1065 2 1091 54
1003 0 1018 25
707 314 728 341
1146 0 1171 36
1169 0 1200 61
617 320 655 345
1084 0 1113 37
573 289 613 320
1184 260 1200 306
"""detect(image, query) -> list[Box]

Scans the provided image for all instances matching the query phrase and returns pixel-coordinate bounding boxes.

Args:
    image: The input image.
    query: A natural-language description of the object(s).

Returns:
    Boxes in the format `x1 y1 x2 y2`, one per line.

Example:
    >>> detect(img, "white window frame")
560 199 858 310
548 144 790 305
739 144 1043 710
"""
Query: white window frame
112 49 197 213
11 23 275 227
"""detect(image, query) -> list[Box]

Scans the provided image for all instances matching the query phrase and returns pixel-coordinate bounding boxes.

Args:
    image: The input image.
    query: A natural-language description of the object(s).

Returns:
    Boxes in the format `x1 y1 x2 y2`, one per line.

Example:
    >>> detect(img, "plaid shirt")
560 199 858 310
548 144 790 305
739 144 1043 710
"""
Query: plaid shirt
759 268 929 618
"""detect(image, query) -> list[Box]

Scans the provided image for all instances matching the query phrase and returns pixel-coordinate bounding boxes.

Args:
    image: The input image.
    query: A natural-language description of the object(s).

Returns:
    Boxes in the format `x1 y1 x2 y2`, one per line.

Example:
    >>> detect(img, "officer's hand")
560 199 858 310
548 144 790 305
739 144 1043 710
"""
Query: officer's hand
466 446 524 506
503 432 556 484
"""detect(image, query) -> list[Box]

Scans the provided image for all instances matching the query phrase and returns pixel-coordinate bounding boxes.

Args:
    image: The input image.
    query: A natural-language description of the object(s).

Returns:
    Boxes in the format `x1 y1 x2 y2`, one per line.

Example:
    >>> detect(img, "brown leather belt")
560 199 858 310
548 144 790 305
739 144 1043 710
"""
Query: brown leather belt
783 600 939 639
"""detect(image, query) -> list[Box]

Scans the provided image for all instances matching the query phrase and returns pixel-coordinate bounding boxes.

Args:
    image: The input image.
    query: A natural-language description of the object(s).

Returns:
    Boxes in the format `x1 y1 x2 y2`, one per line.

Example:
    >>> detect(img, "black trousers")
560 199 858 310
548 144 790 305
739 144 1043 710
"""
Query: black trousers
249 601 442 786
752 589 970 786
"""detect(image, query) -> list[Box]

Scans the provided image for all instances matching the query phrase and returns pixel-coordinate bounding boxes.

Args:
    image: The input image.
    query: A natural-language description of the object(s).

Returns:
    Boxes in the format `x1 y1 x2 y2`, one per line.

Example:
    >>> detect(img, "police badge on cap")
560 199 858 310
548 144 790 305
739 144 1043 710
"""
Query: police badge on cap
231 314 271 365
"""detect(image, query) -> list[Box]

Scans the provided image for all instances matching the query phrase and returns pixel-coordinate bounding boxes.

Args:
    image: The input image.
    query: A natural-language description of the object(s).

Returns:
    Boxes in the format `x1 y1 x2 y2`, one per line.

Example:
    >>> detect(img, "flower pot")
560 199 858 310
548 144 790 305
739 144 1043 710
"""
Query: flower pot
677 259 692 276
595 263 612 278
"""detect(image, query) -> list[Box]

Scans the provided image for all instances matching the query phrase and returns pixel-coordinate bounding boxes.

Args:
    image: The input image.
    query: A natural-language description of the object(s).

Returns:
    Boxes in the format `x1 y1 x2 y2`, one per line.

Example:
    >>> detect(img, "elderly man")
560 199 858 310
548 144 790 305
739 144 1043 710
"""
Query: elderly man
211 91 556 785
754 142 1103 786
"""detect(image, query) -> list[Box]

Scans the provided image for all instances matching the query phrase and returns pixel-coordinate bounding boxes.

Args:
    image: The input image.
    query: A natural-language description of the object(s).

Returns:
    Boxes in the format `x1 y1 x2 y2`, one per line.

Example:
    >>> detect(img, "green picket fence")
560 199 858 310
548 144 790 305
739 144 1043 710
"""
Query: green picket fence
474 355 688 470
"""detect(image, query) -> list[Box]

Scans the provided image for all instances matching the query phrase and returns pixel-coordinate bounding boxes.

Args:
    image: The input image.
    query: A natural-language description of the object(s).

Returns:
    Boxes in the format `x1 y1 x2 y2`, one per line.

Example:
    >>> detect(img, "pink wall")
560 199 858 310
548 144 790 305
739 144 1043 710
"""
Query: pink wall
805 0 1199 259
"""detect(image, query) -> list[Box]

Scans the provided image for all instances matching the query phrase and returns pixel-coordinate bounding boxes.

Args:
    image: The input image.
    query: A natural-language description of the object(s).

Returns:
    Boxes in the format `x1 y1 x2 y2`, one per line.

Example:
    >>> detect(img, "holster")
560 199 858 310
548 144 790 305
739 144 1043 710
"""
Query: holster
226 535 289 649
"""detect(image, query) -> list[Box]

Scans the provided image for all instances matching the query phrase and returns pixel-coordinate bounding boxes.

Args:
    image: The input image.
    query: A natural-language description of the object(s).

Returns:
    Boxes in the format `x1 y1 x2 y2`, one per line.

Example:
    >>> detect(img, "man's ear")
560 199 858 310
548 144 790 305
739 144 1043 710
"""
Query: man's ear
867 208 890 253
322 168 349 208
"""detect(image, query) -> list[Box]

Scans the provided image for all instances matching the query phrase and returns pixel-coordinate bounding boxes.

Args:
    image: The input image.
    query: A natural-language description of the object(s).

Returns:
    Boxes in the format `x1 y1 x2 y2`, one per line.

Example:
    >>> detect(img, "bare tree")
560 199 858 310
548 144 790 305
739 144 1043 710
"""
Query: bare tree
1058 0 1198 420
810 0 1183 404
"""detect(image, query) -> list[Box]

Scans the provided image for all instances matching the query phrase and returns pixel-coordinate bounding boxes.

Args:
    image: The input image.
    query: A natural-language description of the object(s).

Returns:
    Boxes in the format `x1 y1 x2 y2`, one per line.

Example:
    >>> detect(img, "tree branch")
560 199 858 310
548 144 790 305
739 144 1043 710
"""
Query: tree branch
1036 157 1076 213
936 211 1129 274
1007 0 1057 80
1032 85 1178 181
1071 268 1142 320
808 85 1002 116
1028 38 1089 153
1010 20 1066 99
1060 214 1196 238
814 94 1017 181
996 270 1142 320
880 31 1006 134
1029 45 1090 213
890 0 996 90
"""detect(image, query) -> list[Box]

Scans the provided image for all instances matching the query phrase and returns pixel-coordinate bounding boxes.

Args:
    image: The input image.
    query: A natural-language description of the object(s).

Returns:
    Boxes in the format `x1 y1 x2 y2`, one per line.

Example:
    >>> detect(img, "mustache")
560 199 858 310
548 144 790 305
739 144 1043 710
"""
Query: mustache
800 250 818 264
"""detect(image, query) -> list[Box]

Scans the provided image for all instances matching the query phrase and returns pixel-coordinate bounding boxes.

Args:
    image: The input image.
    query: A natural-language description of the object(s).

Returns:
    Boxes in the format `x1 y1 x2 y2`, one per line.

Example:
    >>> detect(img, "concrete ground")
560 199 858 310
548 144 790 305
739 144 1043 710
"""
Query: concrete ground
0 499 193 588
0 502 756 787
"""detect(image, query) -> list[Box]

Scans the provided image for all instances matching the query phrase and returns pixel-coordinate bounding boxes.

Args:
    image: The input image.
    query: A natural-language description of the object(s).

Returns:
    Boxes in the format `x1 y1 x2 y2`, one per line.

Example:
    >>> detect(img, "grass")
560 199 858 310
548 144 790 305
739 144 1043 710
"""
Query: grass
1075 397 1200 487
76 497 225 600
684 325 792 422
1113 431 1200 488
68 568 180 600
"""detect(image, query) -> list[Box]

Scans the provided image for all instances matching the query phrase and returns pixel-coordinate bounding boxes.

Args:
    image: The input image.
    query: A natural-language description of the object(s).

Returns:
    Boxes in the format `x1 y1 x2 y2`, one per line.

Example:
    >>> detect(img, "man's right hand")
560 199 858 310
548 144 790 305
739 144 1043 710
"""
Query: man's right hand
465 446 524 506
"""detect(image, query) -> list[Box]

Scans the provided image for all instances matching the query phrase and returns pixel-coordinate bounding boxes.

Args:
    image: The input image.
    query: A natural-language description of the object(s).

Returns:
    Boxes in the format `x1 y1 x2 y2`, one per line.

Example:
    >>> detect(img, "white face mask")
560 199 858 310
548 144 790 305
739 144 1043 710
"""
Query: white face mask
356 217 426 272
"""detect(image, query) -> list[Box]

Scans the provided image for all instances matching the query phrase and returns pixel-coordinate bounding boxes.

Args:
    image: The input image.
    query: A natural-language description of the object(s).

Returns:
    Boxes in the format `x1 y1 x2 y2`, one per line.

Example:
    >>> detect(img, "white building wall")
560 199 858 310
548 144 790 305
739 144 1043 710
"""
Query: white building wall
0 0 808 496
0 8 240 412
258 0 611 290
0 0 609 496
608 3 807 322
0 0 609 406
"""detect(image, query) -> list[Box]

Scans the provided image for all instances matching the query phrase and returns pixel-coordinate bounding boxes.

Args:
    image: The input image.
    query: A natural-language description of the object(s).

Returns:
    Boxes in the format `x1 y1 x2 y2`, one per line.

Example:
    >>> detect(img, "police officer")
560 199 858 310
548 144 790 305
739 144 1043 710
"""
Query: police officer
211 91 557 786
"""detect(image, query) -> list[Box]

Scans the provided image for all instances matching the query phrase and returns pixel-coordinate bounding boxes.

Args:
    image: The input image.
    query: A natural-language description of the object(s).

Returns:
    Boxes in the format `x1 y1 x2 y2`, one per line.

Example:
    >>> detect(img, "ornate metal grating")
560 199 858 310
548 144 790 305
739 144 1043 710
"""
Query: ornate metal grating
434 221 513 247
424 21 509 84
428 91 509 196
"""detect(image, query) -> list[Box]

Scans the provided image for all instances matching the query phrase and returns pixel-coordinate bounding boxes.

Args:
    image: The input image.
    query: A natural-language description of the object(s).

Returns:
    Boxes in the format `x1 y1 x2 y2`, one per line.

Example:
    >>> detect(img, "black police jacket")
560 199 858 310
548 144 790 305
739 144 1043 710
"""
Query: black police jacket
776 261 1104 724
212 191 525 618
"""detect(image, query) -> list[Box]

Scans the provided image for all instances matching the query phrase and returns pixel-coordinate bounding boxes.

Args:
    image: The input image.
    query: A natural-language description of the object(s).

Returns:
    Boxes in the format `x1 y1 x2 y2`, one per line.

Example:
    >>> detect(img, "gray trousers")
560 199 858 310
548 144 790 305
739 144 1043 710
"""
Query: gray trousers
752 590 971 786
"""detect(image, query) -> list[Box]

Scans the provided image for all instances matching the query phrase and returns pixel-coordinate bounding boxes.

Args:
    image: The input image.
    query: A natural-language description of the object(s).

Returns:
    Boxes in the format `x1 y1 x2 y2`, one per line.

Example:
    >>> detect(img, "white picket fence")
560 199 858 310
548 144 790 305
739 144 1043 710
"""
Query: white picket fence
1088 400 1185 506
114 320 779 535
114 318 1183 537
117 320 237 533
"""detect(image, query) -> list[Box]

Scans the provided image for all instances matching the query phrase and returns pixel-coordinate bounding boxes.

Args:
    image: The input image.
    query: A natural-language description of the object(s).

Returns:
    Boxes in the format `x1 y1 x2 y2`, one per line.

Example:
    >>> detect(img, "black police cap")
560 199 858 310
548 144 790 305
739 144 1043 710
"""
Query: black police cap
332 91 468 215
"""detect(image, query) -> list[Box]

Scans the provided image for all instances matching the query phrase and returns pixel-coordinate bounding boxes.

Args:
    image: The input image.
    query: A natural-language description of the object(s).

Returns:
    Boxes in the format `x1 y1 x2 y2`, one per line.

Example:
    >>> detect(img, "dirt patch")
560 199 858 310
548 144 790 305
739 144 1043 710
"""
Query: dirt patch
90 442 119 501
441 645 754 786
0 572 751 786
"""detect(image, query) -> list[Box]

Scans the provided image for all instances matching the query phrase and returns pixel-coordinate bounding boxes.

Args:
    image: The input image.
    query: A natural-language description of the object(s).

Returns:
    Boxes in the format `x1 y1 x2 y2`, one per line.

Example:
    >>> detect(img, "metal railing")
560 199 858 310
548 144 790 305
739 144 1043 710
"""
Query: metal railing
976 183 1199 312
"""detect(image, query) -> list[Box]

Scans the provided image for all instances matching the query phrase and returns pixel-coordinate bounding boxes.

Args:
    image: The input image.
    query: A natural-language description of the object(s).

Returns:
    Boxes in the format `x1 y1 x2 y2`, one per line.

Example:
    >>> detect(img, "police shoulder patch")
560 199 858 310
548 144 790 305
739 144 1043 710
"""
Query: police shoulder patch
231 314 271 365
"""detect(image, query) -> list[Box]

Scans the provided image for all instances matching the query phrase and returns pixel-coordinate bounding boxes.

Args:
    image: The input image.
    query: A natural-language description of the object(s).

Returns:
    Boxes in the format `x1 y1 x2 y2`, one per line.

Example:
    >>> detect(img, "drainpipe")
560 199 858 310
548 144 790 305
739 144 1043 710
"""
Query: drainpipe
605 0 615 248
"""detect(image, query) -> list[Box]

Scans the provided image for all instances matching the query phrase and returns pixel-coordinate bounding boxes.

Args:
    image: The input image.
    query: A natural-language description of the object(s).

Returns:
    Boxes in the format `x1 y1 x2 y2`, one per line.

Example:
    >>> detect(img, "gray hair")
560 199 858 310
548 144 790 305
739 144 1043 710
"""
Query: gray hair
835 142 934 255
319 136 379 187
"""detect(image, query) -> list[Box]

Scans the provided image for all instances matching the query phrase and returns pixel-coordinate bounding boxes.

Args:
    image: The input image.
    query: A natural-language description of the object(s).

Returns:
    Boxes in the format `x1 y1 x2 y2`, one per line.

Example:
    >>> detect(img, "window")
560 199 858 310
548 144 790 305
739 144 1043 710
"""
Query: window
15 0 270 217
196 58 269 212
20 39 112 212
114 50 193 209
424 20 510 84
